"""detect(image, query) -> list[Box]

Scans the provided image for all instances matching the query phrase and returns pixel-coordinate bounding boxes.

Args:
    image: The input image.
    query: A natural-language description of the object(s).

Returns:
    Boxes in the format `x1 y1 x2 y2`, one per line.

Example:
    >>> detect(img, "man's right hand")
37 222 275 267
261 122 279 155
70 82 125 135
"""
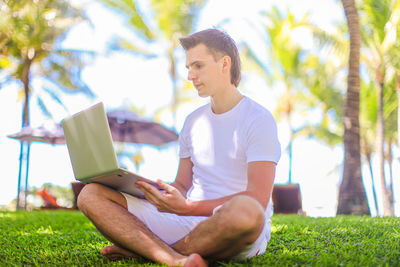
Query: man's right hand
135 180 194 215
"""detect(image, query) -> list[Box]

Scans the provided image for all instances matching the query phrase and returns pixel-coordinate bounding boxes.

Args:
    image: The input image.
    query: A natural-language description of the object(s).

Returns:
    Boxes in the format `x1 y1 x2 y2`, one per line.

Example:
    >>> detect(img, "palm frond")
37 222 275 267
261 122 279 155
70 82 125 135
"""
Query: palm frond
42 86 68 112
240 45 272 84
382 0 400 51
298 124 342 147
38 49 95 97
150 0 205 39
107 37 157 58
311 24 348 59
36 96 52 119
359 0 392 44
99 0 155 41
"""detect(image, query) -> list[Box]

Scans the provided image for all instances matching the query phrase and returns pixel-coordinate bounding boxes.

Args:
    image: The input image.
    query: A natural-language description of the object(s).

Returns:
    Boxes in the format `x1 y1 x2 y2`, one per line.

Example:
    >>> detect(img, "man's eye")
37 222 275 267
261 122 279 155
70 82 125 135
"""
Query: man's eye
195 64 201 69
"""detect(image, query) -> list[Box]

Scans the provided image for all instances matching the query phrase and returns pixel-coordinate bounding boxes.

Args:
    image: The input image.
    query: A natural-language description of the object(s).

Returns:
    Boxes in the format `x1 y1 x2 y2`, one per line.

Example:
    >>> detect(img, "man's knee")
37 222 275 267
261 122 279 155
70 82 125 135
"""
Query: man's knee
219 196 265 236
77 183 111 212
77 183 98 211
77 183 127 213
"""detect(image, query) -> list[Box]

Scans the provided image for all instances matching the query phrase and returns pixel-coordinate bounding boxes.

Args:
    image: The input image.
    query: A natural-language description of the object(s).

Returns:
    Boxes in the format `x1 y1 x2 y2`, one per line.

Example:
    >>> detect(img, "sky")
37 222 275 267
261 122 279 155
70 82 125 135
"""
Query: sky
0 0 399 216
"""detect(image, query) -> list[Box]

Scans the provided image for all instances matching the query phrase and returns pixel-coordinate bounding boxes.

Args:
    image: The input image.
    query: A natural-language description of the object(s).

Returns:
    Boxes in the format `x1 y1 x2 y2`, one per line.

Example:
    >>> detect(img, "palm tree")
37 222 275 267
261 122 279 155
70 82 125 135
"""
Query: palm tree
397 75 400 159
394 48 400 167
384 2 400 214
387 21 400 167
358 0 400 216
346 63 397 217
298 53 344 148
298 12 370 214
309 0 399 215
301 33 381 215
0 0 94 123
360 80 380 214
382 79 398 212
243 7 311 183
0 0 94 209
337 0 370 215
98 0 206 130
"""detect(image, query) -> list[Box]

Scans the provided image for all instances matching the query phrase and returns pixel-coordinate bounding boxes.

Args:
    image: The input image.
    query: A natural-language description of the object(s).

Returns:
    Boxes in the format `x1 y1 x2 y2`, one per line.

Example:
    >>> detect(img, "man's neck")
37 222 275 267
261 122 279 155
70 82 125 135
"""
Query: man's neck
210 85 243 114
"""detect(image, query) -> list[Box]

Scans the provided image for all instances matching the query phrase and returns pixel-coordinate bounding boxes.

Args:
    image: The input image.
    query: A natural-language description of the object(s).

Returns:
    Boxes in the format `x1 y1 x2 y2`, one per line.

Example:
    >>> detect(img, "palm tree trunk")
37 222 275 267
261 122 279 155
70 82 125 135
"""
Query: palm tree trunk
168 46 178 131
386 141 394 213
16 143 24 210
366 151 379 215
376 69 393 216
16 59 32 210
287 114 293 184
397 77 400 162
284 85 294 184
22 59 32 127
337 0 369 215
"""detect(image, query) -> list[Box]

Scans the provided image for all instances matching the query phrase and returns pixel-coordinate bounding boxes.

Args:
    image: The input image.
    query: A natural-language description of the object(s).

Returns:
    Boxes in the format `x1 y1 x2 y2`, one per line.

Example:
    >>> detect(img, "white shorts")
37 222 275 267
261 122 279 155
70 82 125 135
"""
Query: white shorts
122 193 271 260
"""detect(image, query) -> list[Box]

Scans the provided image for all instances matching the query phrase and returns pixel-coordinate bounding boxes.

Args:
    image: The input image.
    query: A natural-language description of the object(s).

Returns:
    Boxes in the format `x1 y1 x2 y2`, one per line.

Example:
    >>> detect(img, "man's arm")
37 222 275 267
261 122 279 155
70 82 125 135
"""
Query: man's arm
135 161 276 216
169 157 194 196
182 161 276 216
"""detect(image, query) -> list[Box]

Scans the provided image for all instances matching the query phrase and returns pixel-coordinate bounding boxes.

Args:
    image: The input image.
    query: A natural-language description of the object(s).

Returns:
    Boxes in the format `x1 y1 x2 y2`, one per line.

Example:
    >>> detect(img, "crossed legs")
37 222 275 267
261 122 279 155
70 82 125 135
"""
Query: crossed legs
77 183 265 266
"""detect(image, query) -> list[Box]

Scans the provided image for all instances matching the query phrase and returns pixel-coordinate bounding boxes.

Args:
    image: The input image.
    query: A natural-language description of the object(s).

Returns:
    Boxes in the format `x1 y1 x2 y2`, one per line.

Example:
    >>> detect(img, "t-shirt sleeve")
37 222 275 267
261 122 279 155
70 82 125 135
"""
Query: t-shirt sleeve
245 113 281 163
178 119 191 158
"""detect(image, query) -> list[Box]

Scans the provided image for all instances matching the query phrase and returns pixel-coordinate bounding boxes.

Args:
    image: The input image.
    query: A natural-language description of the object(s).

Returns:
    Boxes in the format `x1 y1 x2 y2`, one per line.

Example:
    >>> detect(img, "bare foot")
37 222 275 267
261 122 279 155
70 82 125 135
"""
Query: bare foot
182 253 208 267
100 245 139 260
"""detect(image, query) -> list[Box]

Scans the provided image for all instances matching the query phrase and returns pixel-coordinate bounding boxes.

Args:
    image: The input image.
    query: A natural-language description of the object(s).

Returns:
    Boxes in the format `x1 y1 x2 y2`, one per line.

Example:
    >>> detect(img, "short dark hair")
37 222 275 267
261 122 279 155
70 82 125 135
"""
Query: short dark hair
179 29 241 87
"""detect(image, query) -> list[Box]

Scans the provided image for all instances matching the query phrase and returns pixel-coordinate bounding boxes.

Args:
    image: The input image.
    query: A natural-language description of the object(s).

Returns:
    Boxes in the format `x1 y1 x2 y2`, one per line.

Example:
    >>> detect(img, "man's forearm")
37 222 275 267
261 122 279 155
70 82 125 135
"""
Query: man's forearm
169 182 188 197
182 191 267 217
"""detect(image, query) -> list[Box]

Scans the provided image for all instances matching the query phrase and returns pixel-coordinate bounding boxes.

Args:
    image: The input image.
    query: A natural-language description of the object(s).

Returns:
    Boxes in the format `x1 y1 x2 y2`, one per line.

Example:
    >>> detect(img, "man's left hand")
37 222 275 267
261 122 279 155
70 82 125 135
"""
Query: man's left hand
135 180 193 215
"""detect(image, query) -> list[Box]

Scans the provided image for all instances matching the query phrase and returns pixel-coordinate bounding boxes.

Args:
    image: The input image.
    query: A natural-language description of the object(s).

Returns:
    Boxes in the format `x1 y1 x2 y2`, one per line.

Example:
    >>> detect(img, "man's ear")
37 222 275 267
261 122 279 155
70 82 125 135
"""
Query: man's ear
221 55 231 74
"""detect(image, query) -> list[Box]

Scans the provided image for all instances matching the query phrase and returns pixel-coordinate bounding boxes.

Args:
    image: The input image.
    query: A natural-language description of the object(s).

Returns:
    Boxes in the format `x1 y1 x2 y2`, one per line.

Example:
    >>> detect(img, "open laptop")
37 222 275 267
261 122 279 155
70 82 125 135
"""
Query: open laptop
62 102 158 197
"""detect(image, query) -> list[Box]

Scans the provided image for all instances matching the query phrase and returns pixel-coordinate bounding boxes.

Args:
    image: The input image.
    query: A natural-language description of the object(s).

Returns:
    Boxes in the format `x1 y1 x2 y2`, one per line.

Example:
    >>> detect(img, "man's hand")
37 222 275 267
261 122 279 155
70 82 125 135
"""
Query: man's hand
135 180 193 215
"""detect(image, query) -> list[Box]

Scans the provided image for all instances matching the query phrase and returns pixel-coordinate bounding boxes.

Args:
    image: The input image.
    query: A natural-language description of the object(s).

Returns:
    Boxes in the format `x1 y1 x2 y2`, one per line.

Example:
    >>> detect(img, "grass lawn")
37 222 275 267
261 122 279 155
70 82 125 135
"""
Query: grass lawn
0 210 399 266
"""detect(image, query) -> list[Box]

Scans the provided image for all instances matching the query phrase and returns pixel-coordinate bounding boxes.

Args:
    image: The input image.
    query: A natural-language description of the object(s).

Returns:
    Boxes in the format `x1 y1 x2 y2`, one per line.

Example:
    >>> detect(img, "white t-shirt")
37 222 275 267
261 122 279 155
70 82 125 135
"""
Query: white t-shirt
179 96 281 216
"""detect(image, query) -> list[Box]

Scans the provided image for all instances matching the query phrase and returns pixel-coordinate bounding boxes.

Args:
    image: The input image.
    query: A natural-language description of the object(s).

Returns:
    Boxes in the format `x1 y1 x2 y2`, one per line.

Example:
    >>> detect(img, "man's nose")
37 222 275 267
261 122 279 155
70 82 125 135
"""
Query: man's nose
187 70 195 81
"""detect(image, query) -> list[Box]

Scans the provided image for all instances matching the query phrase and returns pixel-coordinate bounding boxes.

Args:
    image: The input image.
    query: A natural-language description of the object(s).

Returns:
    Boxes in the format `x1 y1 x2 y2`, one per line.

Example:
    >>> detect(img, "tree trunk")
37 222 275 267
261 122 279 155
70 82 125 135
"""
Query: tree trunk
286 95 294 184
16 58 32 210
287 136 293 184
337 0 370 215
22 59 32 127
397 77 400 162
366 150 379 215
376 69 393 216
386 141 394 213
282 85 294 184
168 45 178 131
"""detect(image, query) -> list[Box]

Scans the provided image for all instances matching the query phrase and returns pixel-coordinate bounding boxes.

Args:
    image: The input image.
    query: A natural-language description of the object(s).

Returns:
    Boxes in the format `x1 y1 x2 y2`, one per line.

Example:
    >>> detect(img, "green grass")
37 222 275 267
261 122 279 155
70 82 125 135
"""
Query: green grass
0 211 399 266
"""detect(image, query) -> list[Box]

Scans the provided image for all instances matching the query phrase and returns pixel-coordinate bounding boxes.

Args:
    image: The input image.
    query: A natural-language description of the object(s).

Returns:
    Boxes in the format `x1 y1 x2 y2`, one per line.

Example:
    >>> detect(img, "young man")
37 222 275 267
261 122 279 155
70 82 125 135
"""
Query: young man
77 29 281 267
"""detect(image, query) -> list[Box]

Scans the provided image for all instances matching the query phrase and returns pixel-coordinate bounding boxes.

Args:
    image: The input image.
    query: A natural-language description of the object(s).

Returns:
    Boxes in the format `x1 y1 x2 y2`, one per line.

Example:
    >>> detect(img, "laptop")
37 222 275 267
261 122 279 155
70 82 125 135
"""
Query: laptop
62 102 158 197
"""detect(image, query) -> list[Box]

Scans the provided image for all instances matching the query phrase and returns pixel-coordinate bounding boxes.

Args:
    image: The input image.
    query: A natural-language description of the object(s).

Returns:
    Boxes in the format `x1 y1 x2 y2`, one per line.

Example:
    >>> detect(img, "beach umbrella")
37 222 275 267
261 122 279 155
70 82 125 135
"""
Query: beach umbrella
8 111 178 210
8 123 66 145
107 110 178 146
7 121 65 210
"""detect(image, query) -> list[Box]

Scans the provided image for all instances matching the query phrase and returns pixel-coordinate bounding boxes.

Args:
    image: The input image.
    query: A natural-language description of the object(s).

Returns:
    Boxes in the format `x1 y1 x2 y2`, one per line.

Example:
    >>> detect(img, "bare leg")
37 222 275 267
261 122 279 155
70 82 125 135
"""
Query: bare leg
172 195 265 259
77 183 205 266
100 245 206 267
101 245 139 260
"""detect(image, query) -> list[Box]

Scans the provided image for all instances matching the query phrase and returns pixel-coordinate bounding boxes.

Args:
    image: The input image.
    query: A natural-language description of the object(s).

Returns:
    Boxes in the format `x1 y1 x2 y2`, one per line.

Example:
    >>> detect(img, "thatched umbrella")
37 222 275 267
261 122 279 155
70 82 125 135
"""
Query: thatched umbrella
7 122 65 210
107 109 178 146
8 109 178 210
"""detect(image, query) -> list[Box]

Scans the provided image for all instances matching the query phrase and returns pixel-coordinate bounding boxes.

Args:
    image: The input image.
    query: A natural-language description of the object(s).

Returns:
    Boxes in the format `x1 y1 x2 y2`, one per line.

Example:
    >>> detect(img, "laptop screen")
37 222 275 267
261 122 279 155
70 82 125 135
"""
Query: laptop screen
62 103 119 180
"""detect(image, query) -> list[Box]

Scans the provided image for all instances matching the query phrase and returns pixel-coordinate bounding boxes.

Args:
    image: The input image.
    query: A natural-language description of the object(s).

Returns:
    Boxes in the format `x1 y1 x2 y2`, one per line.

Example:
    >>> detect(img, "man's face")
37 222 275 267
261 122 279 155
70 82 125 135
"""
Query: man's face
185 43 224 98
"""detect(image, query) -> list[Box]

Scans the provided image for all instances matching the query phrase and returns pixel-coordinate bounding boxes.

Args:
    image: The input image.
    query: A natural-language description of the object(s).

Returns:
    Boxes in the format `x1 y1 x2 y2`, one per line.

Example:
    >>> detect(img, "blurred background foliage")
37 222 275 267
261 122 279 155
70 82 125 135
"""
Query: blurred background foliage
0 0 399 216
